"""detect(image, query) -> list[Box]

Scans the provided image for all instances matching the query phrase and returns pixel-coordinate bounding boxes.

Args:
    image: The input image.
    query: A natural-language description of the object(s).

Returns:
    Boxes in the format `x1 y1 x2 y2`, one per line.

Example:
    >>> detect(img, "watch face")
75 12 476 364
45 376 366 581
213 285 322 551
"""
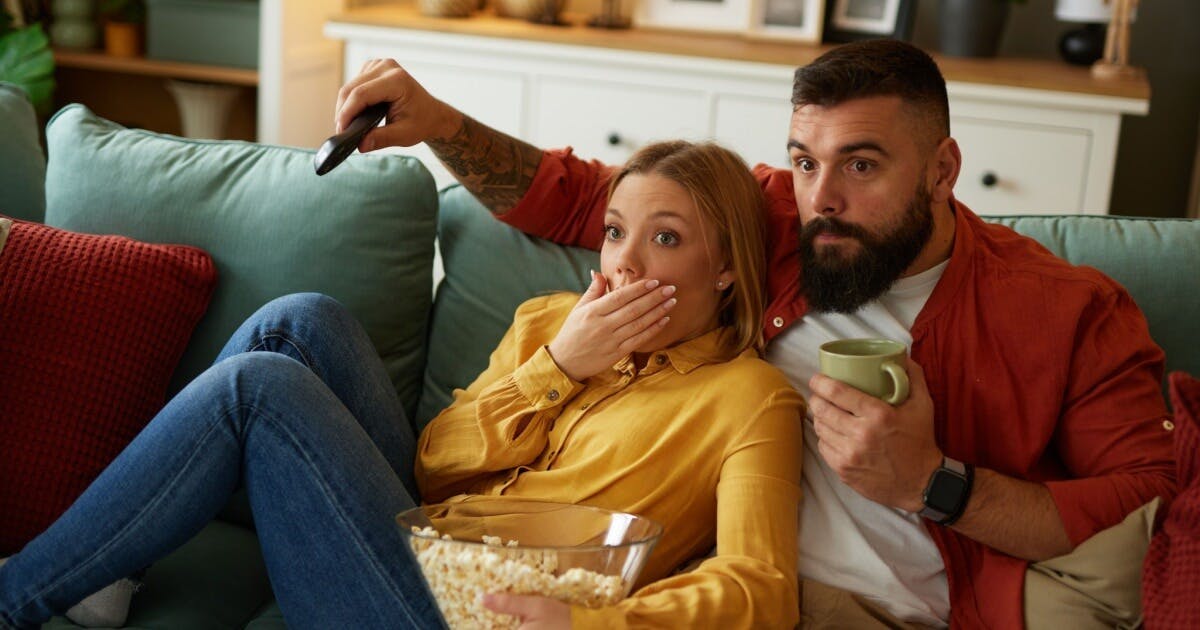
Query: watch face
926 471 969 514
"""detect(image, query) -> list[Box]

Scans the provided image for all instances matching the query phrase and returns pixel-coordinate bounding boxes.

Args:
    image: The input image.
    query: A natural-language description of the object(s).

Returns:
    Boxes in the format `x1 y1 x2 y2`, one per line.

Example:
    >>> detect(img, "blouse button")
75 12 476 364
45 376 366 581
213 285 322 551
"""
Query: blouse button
1163 419 1175 431
580 403 590 410
655 355 666 365
772 316 785 328
547 389 560 402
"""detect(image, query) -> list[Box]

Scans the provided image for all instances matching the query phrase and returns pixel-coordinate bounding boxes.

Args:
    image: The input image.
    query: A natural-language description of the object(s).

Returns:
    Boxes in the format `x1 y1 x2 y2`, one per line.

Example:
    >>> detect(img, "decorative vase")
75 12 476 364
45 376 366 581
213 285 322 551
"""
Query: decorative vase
494 0 537 19
165 79 242 139
51 19 99 48
1058 22 1106 65
54 0 93 18
938 0 1011 58
417 0 475 18
50 0 99 49
525 0 567 25
104 20 142 57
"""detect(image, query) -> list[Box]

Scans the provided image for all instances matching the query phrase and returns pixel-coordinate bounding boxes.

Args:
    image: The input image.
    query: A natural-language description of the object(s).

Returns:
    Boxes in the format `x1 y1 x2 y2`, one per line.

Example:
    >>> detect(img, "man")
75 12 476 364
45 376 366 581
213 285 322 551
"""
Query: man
334 40 1175 628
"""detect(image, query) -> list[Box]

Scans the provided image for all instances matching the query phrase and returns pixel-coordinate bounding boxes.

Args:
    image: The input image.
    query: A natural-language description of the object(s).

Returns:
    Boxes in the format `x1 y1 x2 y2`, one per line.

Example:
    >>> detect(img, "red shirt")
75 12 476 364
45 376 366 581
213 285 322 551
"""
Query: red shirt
499 148 1177 628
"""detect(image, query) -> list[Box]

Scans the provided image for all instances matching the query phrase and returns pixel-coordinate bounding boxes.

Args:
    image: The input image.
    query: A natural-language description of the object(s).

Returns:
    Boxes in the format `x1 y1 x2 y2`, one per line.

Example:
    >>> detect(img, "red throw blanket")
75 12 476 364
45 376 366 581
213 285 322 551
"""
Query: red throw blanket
1143 371 1200 628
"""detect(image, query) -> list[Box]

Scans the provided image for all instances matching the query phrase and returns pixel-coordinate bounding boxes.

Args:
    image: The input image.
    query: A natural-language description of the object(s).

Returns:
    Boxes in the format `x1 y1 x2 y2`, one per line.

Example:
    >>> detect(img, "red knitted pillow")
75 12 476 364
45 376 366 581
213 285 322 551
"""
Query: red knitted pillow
1143 371 1200 629
0 219 216 554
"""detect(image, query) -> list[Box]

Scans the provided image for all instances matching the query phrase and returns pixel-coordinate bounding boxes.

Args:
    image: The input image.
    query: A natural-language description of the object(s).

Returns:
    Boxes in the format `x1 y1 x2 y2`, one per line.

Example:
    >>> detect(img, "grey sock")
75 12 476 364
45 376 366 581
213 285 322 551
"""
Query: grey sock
65 578 141 628
0 557 140 627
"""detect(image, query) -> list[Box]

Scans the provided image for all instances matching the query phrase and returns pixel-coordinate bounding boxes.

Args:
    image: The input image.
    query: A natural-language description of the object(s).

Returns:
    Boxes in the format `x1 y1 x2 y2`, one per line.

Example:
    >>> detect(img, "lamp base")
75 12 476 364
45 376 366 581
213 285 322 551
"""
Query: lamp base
1091 62 1145 80
1058 22 1106 66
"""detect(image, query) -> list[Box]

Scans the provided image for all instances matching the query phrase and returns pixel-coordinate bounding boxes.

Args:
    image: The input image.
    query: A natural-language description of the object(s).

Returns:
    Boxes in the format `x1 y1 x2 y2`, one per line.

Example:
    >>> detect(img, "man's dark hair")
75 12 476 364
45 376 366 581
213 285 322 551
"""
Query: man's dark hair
792 40 950 142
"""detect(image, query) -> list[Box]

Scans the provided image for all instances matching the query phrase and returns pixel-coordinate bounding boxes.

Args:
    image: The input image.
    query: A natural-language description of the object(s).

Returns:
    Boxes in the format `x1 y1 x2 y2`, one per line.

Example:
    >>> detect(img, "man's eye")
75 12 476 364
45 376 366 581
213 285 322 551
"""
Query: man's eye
654 232 679 246
604 225 623 240
794 158 816 172
850 160 872 174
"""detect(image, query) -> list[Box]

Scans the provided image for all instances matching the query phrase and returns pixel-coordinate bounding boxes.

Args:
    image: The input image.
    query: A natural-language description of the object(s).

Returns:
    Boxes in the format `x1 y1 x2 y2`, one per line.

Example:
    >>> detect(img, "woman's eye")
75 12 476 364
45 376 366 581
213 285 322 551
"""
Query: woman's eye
654 232 679 246
604 225 623 240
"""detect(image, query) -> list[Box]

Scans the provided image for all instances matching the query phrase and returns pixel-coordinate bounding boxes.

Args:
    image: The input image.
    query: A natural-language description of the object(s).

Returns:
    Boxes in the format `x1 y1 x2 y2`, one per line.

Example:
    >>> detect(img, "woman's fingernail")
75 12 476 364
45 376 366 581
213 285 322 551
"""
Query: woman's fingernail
645 279 660 289
662 285 676 296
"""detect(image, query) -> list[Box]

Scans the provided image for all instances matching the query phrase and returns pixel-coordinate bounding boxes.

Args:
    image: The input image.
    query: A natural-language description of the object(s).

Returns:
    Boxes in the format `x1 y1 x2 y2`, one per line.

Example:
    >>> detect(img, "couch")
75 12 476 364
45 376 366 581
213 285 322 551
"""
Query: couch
2 82 1199 629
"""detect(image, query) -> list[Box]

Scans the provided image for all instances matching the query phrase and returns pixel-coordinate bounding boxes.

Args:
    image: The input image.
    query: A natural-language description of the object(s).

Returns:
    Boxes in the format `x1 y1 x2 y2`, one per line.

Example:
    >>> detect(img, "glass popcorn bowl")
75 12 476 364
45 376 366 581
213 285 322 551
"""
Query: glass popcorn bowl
397 498 663 629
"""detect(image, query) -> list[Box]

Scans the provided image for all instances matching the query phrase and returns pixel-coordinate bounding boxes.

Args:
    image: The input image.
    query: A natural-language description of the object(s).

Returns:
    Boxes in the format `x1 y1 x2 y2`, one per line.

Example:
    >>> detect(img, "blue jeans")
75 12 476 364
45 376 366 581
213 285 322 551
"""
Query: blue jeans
0 294 445 629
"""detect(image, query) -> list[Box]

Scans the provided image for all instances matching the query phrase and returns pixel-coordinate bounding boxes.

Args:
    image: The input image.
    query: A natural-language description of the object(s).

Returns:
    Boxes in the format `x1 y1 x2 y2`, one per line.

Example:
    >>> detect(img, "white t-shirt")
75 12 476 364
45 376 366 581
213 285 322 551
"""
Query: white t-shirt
766 260 951 627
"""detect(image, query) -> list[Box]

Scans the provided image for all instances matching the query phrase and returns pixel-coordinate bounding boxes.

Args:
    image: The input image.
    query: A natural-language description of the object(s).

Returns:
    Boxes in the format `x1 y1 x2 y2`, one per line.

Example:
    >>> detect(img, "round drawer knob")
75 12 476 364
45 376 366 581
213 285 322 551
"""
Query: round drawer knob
981 171 999 188
607 132 622 146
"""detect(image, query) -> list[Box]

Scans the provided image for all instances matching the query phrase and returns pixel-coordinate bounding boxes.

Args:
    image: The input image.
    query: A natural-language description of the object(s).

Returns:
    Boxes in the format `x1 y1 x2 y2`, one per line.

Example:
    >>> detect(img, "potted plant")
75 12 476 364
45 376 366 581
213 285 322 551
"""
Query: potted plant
98 0 145 57
0 10 55 115
939 0 1026 58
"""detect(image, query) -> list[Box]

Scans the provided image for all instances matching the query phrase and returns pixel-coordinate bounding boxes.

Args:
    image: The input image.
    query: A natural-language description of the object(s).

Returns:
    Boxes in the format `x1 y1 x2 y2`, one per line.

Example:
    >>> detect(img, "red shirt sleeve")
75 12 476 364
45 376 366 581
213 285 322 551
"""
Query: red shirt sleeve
496 148 617 252
1044 279 1178 545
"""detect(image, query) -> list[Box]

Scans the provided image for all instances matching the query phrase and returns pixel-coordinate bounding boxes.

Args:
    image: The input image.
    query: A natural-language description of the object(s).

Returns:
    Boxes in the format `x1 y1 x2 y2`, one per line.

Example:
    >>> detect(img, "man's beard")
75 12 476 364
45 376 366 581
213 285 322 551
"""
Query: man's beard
799 185 934 314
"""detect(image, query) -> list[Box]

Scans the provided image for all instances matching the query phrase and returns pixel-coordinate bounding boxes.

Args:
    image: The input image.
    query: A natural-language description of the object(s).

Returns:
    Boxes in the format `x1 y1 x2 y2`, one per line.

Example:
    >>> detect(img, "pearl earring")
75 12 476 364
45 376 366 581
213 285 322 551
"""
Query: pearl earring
717 281 727 289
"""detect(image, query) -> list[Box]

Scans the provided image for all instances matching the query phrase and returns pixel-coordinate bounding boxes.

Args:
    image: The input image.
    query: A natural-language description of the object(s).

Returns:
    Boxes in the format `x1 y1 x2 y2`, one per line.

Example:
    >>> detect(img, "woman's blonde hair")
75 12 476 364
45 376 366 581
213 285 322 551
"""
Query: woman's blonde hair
608 140 768 356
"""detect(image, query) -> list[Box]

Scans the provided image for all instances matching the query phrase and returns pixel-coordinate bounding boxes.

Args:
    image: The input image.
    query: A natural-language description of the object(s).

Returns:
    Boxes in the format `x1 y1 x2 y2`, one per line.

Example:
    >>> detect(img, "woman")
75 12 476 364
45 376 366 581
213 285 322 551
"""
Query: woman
0 141 803 629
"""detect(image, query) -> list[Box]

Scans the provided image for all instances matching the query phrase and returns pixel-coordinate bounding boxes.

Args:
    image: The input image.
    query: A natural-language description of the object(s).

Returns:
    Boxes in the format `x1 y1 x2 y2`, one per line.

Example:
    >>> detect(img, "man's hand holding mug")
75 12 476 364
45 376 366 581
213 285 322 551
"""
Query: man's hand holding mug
809 339 944 514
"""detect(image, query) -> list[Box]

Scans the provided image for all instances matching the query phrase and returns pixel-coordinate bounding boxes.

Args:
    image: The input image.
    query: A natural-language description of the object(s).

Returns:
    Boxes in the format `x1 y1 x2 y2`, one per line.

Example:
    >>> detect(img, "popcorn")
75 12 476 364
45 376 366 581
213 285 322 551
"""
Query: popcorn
409 526 626 629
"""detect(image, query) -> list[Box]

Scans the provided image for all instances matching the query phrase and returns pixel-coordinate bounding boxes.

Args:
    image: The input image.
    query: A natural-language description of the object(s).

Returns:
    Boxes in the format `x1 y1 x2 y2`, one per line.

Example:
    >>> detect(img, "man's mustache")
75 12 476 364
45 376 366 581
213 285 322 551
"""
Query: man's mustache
799 216 872 244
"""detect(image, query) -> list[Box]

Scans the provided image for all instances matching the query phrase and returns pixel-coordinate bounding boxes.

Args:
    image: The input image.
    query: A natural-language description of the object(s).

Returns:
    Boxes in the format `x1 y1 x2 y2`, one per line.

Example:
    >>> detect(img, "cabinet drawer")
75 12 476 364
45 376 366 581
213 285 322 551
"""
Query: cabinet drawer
533 77 709 164
952 117 1091 216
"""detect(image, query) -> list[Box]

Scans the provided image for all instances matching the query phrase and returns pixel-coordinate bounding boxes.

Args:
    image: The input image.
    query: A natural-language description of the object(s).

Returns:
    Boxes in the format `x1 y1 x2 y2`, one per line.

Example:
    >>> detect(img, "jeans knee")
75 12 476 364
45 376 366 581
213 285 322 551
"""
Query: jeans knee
212 352 313 399
260 293 350 326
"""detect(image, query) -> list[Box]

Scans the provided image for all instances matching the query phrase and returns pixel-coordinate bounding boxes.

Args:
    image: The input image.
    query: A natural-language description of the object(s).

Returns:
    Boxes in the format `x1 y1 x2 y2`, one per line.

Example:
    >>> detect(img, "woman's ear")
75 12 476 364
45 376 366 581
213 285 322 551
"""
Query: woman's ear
716 267 736 291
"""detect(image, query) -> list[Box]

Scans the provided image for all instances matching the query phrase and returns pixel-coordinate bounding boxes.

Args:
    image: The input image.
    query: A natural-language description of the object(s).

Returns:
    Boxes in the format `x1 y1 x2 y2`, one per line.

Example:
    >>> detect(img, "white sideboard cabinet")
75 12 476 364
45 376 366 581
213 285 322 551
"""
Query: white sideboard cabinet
326 6 1149 215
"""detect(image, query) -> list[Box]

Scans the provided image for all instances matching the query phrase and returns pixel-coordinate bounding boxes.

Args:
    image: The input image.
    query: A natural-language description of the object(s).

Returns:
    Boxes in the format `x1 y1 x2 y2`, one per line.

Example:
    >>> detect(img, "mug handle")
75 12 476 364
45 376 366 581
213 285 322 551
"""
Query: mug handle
881 361 910 405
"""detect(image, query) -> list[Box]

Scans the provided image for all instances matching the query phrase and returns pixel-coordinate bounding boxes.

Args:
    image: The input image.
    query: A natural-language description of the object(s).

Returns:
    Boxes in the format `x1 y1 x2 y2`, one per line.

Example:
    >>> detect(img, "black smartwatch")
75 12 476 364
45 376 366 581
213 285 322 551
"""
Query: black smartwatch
918 456 974 526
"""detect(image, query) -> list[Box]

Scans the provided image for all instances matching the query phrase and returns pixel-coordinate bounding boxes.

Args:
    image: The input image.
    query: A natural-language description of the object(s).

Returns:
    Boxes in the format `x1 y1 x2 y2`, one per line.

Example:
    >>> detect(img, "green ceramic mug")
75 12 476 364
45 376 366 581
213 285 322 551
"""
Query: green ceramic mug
818 338 911 405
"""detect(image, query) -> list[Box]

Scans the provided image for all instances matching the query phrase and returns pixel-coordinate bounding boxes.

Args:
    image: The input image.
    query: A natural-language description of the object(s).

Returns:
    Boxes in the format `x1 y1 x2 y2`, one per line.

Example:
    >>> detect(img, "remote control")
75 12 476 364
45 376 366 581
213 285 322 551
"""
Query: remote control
313 102 390 176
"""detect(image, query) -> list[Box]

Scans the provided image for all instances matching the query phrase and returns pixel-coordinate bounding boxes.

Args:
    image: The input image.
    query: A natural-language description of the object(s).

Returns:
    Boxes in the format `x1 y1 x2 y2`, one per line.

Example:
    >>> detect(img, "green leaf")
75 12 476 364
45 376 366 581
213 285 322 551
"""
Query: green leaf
0 24 55 115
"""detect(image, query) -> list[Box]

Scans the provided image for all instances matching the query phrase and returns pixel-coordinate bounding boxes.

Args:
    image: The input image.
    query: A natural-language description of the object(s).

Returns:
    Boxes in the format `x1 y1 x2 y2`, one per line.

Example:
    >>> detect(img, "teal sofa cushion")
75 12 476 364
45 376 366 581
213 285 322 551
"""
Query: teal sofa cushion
0 82 46 222
986 215 1200 383
416 185 597 430
43 105 439 419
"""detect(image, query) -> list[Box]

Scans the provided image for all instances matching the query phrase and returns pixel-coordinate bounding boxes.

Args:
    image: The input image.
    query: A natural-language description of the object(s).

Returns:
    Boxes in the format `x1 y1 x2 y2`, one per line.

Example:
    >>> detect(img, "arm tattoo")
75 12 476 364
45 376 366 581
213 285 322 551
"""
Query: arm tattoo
427 115 543 215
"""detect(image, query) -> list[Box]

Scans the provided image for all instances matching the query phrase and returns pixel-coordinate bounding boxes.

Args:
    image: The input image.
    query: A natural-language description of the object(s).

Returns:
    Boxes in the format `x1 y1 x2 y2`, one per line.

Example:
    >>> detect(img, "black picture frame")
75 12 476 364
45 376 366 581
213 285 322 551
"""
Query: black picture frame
822 0 917 44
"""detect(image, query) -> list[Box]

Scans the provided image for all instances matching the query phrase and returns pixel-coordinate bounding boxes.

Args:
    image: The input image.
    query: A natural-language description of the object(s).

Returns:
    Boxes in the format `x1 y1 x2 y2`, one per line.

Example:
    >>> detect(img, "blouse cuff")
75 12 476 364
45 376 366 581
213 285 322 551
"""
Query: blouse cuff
570 604 626 630
513 345 583 411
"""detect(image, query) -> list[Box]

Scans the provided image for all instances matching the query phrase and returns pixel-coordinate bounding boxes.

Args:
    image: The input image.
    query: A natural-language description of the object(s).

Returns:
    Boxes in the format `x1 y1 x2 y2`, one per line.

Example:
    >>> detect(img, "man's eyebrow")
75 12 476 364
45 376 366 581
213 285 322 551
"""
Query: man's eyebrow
787 140 890 157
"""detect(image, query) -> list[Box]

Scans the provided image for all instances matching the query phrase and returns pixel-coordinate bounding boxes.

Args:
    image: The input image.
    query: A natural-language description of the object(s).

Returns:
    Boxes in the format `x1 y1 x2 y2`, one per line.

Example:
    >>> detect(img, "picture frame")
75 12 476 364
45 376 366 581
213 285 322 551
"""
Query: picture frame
634 0 754 35
747 0 825 43
822 0 917 43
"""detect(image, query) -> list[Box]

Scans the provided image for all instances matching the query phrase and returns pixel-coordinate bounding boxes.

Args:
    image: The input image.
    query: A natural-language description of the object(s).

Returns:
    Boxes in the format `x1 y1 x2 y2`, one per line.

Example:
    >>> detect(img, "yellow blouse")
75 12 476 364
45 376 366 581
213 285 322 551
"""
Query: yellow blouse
416 293 804 628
